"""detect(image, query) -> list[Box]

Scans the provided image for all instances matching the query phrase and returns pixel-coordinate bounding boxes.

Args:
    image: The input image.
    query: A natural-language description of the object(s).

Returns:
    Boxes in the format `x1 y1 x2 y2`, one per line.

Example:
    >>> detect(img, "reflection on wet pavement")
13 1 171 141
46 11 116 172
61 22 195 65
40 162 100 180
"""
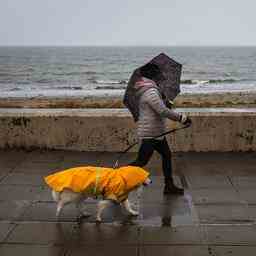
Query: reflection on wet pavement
1 150 256 255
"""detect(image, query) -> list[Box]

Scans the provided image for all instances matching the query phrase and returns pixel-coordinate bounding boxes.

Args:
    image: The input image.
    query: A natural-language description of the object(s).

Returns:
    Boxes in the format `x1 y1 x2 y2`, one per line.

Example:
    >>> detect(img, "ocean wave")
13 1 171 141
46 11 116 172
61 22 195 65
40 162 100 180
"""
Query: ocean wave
95 85 126 90
208 79 240 84
94 80 127 85
21 67 34 72
9 87 23 91
54 86 83 90
61 71 99 76
0 72 29 77
41 71 101 76
0 73 12 77
181 78 240 85
93 78 243 88
36 78 52 83
16 81 30 85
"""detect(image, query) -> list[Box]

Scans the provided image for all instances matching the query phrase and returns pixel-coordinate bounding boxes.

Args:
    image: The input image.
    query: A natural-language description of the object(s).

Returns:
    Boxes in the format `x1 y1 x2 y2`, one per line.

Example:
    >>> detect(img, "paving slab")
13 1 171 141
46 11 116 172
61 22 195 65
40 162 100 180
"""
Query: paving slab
141 187 185 204
189 188 241 205
0 173 8 183
138 196 194 227
12 161 61 174
144 175 183 188
2 150 256 252
186 175 232 189
0 200 31 221
37 186 54 201
0 150 27 168
231 176 256 188
1 173 45 186
71 223 139 245
140 186 164 204
222 164 256 176
237 189 256 204
0 223 15 243
20 202 80 222
59 151 109 169
5 222 74 245
181 152 256 166
137 211 194 227
140 226 205 245
182 164 226 176
0 245 65 256
67 246 137 256
97 152 127 167
204 225 256 245
196 204 252 224
0 167 15 177
0 185 44 201
19 201 128 223
26 150 65 163
246 205 256 221
209 245 256 255
180 152 229 176
181 152 256 176
140 245 209 256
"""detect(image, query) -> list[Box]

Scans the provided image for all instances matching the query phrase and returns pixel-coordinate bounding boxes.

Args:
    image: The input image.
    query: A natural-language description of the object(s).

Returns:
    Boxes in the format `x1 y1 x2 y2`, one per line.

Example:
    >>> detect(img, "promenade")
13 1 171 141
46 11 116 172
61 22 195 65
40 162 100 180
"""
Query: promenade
1 149 256 255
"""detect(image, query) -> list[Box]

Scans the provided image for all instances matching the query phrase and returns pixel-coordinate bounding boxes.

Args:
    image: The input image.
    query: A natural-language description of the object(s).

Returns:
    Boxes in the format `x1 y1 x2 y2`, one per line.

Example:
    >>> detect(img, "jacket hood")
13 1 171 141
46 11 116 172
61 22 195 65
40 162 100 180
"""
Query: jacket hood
117 166 149 191
134 77 159 98
123 74 160 122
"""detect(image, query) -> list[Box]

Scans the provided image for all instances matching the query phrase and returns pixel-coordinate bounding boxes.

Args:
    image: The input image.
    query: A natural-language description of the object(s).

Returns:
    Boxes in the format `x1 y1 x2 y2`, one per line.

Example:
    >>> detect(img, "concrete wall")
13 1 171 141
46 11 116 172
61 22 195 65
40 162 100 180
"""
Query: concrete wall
0 108 256 152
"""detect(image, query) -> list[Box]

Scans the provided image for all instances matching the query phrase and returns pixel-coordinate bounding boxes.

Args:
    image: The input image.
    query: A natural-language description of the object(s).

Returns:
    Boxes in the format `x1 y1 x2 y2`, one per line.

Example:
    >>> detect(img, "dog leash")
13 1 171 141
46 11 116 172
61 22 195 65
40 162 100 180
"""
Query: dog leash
113 123 191 168
93 167 101 196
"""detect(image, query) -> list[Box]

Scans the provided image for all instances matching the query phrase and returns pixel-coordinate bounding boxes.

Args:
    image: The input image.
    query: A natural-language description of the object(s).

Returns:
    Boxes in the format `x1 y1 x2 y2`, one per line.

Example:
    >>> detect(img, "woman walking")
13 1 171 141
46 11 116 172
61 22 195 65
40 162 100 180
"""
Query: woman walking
128 63 191 195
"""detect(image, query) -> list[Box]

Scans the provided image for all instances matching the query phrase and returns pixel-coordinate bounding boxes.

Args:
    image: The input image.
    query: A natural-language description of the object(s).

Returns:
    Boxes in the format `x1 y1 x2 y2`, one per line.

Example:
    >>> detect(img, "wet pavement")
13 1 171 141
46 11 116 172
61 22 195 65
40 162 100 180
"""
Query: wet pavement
1 149 256 255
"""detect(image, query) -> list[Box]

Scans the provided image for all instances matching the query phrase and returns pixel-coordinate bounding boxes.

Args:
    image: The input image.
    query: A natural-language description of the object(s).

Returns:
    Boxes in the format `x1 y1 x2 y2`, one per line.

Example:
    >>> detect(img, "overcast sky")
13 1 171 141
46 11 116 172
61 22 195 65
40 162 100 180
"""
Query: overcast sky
1 0 255 46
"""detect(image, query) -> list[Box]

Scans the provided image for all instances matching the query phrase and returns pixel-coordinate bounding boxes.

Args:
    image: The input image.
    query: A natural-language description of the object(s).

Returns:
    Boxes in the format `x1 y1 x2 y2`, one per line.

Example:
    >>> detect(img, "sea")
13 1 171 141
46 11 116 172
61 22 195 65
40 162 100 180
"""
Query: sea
1 46 256 97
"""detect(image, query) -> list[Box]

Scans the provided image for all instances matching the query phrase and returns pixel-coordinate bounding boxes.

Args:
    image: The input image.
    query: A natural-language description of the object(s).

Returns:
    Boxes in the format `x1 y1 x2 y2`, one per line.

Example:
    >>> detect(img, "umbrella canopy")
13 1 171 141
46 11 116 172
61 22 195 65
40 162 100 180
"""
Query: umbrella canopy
123 53 182 122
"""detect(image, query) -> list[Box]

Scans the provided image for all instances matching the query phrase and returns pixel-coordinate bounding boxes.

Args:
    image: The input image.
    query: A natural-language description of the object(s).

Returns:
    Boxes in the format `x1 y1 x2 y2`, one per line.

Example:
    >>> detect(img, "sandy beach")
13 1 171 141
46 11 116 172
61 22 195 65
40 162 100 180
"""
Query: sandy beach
0 90 255 108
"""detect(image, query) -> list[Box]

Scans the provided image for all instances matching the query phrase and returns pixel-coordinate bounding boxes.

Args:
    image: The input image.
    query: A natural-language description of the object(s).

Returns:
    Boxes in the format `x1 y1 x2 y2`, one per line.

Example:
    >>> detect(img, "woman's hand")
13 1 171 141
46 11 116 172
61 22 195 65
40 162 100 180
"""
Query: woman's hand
179 114 192 126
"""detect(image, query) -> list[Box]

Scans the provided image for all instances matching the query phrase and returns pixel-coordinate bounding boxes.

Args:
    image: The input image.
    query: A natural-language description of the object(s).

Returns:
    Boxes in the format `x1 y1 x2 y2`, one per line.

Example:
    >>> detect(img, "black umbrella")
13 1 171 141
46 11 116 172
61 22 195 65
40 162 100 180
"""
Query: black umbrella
123 53 182 122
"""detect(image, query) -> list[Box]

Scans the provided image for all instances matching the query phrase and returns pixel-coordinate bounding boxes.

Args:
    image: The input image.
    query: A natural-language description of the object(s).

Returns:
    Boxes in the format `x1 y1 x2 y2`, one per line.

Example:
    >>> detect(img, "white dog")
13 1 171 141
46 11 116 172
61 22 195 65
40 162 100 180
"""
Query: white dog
45 166 151 222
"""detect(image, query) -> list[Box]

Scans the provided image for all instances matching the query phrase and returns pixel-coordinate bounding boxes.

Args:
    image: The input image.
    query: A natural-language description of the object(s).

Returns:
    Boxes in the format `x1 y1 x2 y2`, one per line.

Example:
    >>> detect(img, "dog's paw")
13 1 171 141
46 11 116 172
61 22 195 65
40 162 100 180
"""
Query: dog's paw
77 213 91 221
96 217 102 223
76 216 83 225
129 210 139 216
81 212 91 218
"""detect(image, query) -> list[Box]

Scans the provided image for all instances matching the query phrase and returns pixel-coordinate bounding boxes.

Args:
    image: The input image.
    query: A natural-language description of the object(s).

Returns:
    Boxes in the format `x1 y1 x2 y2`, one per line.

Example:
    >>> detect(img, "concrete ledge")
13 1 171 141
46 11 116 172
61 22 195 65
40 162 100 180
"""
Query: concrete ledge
0 108 256 152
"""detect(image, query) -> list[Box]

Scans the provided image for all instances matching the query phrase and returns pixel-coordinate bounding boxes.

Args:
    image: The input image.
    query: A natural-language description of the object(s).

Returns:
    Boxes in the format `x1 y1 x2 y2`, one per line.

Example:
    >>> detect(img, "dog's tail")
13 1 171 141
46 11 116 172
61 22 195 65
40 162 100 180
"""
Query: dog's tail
52 190 60 202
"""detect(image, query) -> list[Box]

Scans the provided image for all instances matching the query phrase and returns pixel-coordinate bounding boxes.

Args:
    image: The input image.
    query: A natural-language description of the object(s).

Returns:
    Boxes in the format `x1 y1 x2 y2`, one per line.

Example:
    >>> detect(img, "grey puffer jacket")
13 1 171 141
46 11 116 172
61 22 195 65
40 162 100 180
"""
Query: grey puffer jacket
137 86 181 140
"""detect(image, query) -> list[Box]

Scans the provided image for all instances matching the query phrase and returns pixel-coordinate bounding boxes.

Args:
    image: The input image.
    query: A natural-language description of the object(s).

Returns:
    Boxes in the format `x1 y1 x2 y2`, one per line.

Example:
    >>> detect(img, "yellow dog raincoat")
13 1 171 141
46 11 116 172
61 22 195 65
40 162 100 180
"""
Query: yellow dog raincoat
45 166 149 202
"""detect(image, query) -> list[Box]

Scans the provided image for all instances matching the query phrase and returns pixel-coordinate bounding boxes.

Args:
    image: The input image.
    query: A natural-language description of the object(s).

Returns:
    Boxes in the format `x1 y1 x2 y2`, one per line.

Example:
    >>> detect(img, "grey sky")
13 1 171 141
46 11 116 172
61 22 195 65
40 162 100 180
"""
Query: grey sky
1 0 255 46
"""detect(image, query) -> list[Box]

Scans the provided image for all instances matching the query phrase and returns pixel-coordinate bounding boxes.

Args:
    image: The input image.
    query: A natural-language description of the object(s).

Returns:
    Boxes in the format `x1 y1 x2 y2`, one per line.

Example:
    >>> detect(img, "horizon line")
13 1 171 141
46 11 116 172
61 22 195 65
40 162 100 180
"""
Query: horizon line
1 44 256 47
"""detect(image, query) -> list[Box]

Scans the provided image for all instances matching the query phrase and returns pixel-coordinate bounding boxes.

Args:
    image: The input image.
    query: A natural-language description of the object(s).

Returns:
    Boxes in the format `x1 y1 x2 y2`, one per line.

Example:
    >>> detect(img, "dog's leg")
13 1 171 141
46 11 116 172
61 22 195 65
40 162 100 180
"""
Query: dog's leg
56 201 64 218
55 190 80 218
76 199 90 218
122 199 139 216
96 200 112 222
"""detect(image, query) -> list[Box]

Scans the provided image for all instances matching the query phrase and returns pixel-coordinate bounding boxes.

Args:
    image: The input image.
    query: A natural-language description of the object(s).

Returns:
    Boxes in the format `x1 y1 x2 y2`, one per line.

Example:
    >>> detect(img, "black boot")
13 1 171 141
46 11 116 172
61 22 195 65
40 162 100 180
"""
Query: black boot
164 178 184 195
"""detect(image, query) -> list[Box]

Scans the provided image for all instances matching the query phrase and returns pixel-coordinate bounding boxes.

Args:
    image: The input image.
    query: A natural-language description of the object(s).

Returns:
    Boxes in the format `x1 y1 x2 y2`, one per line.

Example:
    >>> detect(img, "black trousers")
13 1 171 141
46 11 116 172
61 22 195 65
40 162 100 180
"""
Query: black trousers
129 137 173 180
